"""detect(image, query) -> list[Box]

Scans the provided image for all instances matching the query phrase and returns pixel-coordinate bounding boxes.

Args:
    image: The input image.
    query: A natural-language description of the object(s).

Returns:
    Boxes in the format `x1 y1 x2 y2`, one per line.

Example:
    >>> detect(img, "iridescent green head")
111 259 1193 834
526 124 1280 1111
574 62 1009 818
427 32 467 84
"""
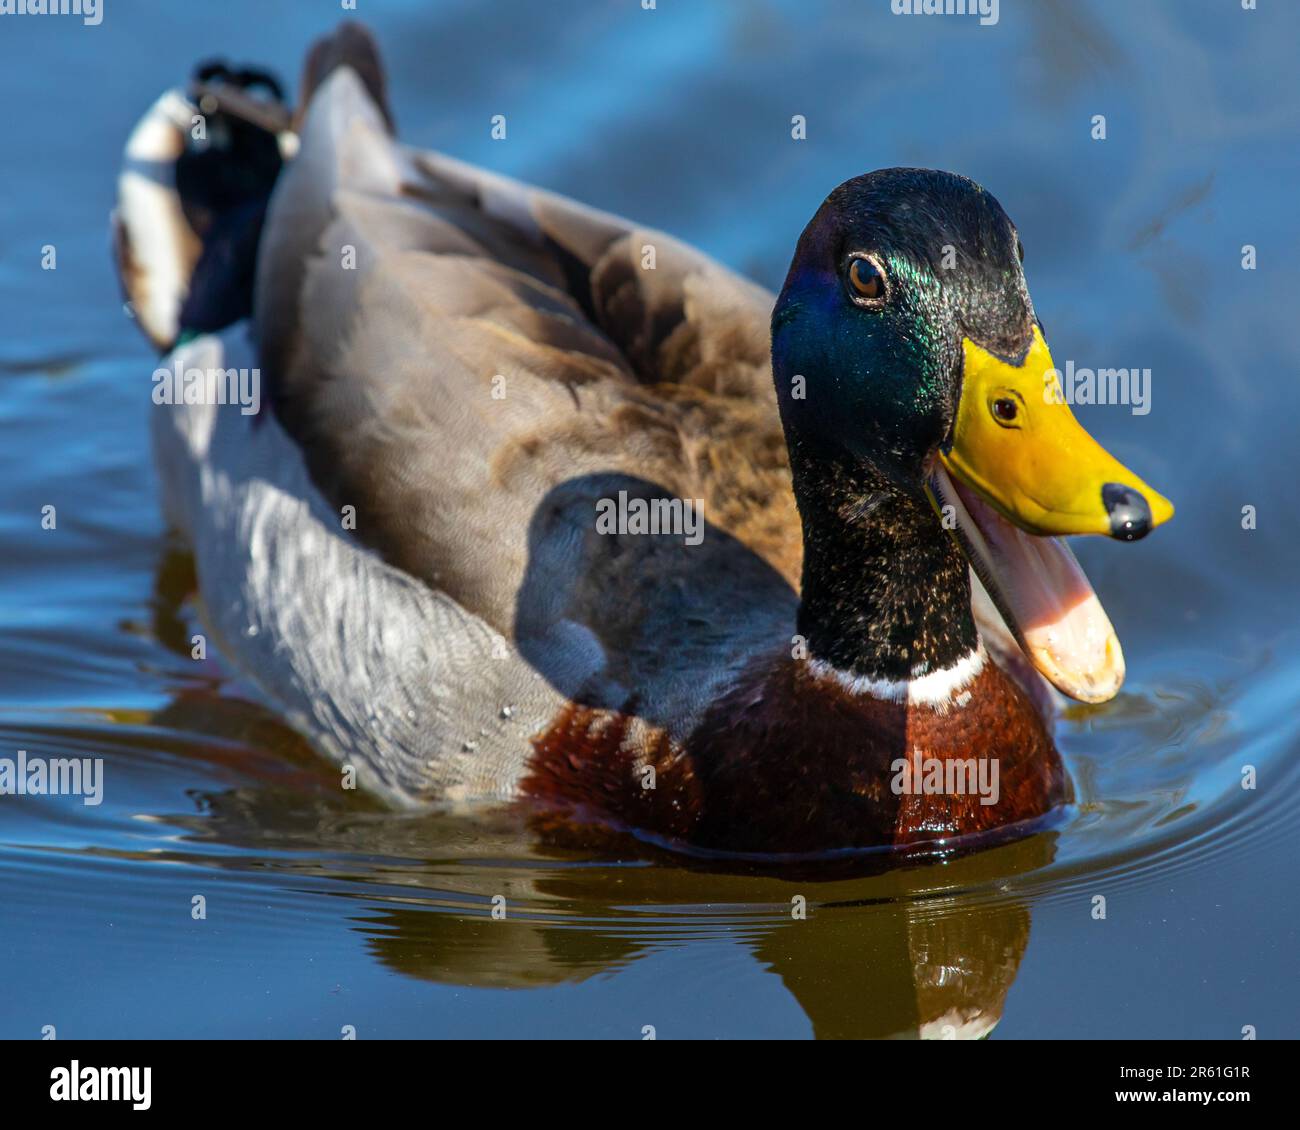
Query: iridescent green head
771 167 1174 704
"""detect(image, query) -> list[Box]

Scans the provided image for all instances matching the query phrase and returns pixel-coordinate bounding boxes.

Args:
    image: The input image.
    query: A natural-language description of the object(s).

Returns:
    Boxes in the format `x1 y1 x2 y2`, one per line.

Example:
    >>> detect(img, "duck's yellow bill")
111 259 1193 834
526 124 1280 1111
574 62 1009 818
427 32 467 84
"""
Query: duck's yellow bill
932 327 1174 705
942 327 1173 539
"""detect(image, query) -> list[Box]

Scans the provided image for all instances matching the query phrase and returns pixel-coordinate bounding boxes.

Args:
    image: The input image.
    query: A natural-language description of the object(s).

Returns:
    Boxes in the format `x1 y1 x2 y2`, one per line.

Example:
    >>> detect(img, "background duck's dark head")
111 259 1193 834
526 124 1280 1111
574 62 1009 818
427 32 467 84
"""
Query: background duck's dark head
771 167 1033 488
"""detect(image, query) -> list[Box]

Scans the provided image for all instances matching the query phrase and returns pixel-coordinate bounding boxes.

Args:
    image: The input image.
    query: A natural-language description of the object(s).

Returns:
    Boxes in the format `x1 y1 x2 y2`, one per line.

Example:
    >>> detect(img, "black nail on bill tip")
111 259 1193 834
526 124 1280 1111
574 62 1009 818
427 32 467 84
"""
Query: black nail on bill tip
1102 482 1152 541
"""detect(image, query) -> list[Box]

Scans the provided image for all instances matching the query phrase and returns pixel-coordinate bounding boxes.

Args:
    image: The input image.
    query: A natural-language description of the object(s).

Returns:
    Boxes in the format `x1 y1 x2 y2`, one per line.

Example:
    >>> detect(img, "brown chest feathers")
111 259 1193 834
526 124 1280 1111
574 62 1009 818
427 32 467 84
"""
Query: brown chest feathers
520 653 1072 858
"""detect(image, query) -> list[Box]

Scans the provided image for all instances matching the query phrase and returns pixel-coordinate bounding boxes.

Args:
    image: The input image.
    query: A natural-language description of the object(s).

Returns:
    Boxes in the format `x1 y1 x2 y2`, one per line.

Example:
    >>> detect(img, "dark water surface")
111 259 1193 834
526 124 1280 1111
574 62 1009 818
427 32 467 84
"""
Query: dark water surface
2 0 1298 1038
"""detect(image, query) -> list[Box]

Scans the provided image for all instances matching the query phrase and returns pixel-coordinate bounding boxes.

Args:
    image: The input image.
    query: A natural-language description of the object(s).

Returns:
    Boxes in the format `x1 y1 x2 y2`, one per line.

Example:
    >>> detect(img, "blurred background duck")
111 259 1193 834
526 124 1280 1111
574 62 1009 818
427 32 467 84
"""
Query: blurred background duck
114 23 1172 859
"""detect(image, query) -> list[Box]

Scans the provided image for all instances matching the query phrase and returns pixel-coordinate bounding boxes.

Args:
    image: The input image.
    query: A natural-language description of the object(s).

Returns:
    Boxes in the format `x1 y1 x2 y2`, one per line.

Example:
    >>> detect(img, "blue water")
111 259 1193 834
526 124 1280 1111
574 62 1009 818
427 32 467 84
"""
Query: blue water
1 0 1298 1038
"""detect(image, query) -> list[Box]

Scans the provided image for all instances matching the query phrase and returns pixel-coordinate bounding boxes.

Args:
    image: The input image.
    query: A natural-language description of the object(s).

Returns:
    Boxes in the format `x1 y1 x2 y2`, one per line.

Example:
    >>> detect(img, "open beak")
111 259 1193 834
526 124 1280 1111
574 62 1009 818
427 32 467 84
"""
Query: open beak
929 326 1173 704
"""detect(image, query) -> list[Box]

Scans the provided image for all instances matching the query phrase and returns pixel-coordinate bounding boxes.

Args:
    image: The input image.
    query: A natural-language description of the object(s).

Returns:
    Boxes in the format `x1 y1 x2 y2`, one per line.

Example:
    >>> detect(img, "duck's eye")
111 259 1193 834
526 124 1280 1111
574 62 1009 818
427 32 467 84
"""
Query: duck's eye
847 257 885 303
992 397 1019 424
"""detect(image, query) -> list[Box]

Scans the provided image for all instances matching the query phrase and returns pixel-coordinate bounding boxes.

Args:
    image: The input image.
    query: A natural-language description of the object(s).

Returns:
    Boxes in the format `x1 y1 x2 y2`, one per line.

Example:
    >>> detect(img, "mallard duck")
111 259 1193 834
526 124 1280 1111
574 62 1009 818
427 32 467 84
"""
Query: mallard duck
114 24 1172 858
